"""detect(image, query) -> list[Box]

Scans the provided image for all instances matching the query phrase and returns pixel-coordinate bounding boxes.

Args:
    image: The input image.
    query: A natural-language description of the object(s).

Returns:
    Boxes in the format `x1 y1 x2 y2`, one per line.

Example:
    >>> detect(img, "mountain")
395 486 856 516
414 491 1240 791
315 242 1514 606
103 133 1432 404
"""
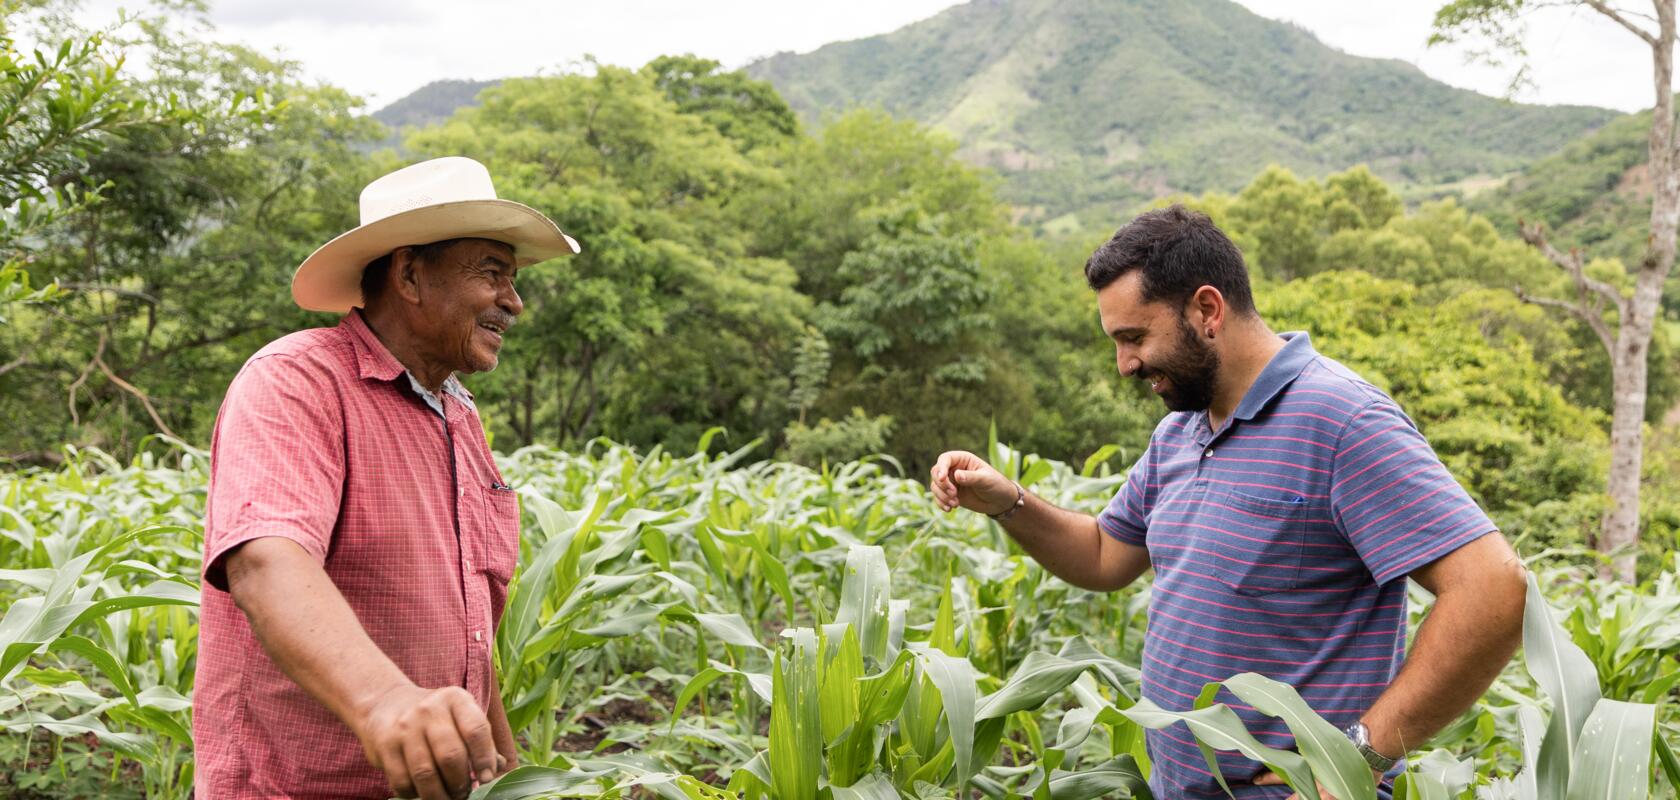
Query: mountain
745 0 1618 229
372 79 499 134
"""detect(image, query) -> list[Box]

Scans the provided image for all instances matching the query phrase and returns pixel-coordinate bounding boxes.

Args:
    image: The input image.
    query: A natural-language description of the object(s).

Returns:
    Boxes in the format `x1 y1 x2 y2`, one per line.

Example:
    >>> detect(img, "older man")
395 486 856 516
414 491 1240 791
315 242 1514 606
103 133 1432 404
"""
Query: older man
930 205 1527 799
193 157 579 799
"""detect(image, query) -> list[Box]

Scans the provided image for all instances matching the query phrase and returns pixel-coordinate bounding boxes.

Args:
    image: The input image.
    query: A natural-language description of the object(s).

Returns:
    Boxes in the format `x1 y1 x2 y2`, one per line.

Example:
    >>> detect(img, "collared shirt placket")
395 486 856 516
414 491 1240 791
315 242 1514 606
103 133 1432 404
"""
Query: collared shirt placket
439 394 492 702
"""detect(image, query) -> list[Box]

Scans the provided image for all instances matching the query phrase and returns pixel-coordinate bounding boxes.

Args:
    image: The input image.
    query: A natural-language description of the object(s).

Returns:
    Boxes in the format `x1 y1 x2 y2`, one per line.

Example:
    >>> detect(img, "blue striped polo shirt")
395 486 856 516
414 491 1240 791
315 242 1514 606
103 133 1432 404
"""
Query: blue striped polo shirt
1098 332 1496 799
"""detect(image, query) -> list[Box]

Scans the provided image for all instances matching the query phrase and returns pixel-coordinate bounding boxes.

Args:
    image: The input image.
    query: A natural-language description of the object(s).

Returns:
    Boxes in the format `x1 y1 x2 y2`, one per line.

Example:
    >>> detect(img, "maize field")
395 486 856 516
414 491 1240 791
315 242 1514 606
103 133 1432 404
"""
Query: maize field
1 434 1678 799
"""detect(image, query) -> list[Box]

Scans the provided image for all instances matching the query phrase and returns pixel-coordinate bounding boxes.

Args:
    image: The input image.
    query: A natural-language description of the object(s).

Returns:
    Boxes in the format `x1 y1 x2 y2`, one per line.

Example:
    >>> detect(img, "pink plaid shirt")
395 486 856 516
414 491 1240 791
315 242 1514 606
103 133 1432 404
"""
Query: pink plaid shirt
194 310 519 799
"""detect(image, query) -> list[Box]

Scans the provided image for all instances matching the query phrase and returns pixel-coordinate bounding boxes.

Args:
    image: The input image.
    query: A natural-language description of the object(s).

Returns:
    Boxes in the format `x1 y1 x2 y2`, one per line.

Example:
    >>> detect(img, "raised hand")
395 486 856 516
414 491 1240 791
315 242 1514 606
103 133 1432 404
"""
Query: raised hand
929 450 1016 515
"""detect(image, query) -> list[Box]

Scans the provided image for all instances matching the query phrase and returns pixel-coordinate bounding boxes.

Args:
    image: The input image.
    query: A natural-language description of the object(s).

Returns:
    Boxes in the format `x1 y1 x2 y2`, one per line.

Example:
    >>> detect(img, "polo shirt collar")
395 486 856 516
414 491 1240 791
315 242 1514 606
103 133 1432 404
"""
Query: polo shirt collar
1230 331 1316 422
341 310 475 412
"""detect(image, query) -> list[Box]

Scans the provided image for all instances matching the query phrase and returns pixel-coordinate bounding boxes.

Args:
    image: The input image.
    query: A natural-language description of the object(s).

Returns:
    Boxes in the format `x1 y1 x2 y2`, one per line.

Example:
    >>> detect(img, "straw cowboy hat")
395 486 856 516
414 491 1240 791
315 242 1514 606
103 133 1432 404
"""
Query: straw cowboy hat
292 156 580 313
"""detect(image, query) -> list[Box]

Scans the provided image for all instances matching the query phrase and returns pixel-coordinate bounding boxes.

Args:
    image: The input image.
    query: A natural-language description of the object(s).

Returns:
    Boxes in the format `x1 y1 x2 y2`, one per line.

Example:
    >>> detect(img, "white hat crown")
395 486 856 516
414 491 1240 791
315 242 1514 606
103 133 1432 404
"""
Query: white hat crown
359 156 500 225
292 156 578 313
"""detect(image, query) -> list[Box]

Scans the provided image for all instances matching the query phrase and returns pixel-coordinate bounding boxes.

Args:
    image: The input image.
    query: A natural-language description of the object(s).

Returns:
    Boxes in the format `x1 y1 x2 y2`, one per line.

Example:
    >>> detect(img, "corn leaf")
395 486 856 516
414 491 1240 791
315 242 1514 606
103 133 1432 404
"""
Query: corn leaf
1563 699 1654 800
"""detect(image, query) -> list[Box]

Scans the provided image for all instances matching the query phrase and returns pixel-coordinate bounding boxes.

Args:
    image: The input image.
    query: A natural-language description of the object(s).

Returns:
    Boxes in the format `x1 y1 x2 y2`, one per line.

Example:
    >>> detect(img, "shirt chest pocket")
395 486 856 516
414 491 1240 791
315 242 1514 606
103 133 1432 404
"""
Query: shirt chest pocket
1201 488 1310 597
473 486 521 585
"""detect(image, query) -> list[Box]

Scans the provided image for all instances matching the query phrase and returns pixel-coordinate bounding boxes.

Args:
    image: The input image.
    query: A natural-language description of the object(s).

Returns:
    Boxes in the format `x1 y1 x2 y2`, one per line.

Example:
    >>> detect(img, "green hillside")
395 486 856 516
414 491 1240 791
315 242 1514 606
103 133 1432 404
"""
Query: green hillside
746 0 1617 228
1470 109 1650 266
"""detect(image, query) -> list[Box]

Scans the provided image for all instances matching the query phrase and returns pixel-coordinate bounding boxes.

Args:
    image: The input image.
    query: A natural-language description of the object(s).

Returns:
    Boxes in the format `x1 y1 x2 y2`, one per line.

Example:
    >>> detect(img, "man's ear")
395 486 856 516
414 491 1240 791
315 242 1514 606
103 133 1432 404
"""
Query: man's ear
1188 285 1225 337
391 247 424 306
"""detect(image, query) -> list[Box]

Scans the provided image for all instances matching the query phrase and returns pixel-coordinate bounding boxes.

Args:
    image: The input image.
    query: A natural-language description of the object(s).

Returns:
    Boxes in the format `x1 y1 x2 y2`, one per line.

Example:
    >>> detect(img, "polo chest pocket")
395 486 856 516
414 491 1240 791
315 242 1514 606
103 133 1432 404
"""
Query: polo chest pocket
1202 488 1310 597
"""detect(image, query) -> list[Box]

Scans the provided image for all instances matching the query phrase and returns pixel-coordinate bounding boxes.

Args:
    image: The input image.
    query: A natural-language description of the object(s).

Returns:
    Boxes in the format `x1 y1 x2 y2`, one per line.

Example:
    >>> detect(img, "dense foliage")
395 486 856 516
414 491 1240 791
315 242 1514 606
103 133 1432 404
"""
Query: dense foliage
4 2 1680 797
2 441 1676 798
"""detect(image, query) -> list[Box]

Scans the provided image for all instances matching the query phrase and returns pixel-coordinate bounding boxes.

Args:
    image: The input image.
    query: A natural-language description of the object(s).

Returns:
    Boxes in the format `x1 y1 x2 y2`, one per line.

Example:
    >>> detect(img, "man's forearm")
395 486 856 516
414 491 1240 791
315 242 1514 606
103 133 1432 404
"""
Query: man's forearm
1360 576 1526 757
998 492 1149 592
226 537 412 725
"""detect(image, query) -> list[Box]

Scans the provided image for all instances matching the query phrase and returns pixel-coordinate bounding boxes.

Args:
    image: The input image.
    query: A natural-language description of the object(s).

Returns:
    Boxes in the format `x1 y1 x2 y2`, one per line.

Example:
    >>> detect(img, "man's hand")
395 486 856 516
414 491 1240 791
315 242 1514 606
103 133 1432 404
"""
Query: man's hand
353 683 499 800
930 450 1016 514
1253 768 1383 800
226 538 503 800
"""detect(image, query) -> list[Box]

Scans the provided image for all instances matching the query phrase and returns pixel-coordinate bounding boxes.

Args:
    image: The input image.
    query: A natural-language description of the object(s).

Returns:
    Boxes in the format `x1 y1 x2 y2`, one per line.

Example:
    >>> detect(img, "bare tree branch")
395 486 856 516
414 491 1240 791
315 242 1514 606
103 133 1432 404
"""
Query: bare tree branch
94 350 180 441
0 350 31 377
1584 0 1661 44
1514 285 1618 352
1517 220 1630 313
66 331 105 427
59 282 160 305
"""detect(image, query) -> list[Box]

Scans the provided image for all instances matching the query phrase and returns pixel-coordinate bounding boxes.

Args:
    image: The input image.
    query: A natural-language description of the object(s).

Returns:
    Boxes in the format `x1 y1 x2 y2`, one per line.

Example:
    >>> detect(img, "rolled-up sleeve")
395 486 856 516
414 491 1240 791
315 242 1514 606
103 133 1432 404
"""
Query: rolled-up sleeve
202 354 344 592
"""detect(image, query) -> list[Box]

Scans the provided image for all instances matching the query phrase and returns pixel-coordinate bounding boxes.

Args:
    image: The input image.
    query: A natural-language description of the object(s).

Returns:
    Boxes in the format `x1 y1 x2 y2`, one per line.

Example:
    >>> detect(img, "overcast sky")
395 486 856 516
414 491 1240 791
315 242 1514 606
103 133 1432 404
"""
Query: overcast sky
89 0 1656 113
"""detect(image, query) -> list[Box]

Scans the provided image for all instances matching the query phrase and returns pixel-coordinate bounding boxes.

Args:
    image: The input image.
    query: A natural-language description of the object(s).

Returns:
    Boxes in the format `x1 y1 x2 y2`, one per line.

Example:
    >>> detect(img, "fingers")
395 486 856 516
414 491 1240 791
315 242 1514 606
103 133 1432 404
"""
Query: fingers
425 717 473 797
930 451 988 512
1253 772 1283 785
447 689 499 785
400 733 450 800
376 738 415 798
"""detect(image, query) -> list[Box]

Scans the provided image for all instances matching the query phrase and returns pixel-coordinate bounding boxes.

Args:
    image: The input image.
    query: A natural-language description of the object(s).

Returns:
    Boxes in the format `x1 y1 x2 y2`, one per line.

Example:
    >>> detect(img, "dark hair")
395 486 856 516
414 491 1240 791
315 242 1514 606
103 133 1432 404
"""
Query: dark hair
1084 204 1255 315
358 238 467 307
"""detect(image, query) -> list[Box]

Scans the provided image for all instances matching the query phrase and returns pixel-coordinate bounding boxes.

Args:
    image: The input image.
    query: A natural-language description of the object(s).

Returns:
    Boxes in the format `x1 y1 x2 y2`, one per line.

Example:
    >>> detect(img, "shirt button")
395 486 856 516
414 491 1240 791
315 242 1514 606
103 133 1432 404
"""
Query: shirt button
474 630 483 642
1203 448 1214 458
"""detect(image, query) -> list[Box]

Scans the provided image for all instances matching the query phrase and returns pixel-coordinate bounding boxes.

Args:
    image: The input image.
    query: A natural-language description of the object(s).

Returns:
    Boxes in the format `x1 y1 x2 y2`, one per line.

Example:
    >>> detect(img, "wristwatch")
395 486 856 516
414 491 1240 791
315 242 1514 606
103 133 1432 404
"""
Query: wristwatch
1344 722 1398 772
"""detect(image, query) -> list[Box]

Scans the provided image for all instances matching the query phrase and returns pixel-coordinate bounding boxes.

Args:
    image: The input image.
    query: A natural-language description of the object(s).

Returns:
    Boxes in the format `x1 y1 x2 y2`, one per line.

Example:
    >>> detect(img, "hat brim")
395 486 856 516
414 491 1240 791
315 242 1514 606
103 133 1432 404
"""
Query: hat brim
291 198 580 313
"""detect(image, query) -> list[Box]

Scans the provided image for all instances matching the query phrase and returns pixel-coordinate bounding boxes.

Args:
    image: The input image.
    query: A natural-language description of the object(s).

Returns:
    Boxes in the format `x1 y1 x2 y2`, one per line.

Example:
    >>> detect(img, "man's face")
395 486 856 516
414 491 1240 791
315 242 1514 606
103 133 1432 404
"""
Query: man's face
1096 271 1219 412
410 238 523 375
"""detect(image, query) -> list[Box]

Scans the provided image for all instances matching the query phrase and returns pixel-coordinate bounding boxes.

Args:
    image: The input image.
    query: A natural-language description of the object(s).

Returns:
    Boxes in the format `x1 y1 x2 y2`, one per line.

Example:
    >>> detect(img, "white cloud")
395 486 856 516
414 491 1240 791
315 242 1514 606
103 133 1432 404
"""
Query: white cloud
208 0 426 27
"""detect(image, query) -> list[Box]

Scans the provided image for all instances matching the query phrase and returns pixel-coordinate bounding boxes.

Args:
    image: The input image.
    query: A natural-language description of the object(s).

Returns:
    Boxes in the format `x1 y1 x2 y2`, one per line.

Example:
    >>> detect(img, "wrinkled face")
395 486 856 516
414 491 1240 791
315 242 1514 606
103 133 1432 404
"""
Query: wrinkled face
1096 271 1220 412
410 238 523 375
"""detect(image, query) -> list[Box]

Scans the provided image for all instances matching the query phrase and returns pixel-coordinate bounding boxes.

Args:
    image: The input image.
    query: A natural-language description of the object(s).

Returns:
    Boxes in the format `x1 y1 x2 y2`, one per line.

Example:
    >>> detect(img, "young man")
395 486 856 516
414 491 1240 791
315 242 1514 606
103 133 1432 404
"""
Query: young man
194 157 579 800
930 205 1526 799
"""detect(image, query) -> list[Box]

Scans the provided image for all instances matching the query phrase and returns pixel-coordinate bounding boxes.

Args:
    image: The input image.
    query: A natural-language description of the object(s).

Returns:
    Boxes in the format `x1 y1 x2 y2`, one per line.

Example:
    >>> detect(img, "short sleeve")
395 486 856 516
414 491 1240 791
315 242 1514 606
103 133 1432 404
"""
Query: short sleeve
1097 447 1152 547
1330 400 1497 585
202 354 345 592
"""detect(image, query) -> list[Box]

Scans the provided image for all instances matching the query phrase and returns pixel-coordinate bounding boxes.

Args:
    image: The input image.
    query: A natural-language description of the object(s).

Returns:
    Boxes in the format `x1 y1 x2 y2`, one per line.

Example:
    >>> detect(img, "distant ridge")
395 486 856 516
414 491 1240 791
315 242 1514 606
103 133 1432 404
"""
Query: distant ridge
746 0 1618 227
365 0 1618 230
372 79 500 135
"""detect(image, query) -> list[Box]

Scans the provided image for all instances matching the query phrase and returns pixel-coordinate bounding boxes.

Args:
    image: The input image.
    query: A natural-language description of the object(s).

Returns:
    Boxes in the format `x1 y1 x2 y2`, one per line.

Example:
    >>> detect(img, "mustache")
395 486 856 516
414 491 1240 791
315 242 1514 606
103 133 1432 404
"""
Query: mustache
479 311 516 332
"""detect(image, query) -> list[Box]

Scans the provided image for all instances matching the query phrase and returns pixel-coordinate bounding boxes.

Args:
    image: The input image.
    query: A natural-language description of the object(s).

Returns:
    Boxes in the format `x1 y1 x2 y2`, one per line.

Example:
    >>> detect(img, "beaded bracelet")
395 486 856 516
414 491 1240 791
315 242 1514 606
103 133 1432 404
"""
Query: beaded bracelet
988 481 1026 521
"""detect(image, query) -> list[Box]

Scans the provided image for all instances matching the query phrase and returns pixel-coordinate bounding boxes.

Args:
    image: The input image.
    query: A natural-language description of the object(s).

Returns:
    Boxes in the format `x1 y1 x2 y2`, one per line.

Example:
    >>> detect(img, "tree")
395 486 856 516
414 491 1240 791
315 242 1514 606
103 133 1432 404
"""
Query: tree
0 6 138 327
0 5 380 462
642 54 799 153
409 64 810 451
1432 0 1679 581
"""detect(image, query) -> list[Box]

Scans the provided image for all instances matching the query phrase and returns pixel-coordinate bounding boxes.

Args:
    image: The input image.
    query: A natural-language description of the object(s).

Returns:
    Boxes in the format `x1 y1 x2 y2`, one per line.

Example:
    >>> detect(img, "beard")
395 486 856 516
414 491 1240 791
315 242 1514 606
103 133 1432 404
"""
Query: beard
1141 317 1220 412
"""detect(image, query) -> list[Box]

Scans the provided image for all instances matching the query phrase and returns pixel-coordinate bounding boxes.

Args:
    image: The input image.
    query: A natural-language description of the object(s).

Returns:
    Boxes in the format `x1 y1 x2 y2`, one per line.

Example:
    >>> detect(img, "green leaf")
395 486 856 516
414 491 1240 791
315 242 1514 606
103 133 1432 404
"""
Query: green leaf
48 635 136 705
835 545 892 663
910 646 977 791
1122 696 1317 800
769 629 822 800
1045 753 1152 800
1523 573 1602 799
468 765 615 799
1563 699 1654 800
691 612 768 652
830 772 902 800
1222 672 1373 800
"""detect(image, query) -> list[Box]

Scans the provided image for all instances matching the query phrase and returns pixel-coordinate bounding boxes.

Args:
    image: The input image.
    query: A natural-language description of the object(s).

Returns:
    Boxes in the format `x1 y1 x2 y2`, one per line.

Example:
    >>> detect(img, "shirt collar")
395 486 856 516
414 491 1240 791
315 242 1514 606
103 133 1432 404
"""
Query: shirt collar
1230 331 1316 422
341 310 475 414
